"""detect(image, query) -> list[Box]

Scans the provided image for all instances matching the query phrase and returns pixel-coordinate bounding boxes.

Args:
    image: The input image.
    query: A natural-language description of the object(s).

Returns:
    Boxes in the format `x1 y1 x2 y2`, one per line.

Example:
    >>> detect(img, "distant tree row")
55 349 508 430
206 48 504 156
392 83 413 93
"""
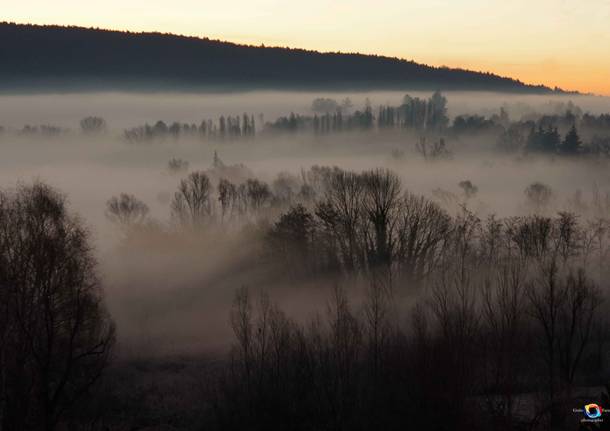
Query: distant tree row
105 166 297 231
311 97 354 114
524 124 580 155
124 114 256 143
267 92 448 134
3 94 610 159
2 117 106 137
17 124 66 137
491 109 610 157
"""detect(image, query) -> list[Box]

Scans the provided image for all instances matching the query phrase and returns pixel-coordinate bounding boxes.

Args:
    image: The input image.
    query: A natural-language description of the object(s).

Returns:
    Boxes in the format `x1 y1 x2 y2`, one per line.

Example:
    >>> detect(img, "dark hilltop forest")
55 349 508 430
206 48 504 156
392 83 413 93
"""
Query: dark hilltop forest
0 22 566 93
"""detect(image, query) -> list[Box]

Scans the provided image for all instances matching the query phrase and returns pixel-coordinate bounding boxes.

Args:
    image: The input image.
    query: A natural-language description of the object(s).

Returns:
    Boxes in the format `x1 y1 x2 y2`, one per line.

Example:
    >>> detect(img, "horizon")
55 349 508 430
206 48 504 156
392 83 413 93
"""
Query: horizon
4 0 610 96
0 21 578 95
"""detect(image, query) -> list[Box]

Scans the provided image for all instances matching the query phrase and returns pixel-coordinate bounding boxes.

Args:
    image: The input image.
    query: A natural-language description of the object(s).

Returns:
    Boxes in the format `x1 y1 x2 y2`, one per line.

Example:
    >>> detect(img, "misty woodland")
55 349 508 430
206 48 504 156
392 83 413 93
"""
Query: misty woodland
1 88 610 431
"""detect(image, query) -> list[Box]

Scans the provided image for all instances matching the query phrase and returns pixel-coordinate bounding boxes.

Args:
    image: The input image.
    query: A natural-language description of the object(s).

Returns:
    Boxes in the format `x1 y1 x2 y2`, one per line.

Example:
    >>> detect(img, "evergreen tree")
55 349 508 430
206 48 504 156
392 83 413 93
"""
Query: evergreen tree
544 127 561 153
559 124 582 155
526 125 560 154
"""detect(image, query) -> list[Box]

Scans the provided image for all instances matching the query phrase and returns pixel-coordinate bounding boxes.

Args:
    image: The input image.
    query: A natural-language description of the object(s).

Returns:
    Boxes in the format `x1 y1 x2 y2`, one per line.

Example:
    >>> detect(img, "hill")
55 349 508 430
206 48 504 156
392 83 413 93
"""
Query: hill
0 22 562 93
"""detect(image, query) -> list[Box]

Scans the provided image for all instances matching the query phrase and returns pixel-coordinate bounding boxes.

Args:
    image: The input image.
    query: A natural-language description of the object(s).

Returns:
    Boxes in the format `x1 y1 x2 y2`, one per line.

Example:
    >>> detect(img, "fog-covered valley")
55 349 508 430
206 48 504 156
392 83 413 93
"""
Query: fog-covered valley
2 90 610 430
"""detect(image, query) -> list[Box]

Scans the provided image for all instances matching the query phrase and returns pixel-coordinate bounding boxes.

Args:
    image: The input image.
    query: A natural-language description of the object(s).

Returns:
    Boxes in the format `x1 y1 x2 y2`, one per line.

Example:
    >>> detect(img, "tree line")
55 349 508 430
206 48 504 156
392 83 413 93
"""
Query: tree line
3 94 610 158
0 22 556 93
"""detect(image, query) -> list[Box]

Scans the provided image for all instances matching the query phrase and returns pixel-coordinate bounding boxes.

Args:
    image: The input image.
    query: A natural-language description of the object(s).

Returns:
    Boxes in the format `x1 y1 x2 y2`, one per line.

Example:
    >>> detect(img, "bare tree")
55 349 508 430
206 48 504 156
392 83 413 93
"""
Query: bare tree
230 287 254 396
526 261 564 427
105 193 149 228
506 215 554 261
395 192 451 282
316 169 365 272
415 136 451 160
557 270 601 394
267 204 315 274
480 261 527 427
80 116 107 134
171 171 213 227
218 178 238 222
427 258 480 423
0 182 115 431
326 284 362 414
363 274 393 384
361 169 402 267
245 179 272 212
554 212 581 264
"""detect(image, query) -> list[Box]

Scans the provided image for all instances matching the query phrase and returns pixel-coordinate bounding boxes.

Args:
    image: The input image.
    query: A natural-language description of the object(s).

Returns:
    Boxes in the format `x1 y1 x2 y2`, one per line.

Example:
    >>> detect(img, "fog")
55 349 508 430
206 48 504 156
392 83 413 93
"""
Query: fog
3 89 610 429
1 90 610 358
1 90 609 129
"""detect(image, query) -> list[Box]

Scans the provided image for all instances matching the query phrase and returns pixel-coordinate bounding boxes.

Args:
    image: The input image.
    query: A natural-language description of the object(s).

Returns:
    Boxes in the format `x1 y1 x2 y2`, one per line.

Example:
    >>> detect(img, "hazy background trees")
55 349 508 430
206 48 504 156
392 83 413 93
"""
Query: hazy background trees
106 193 150 228
2 89 610 430
171 172 213 227
80 116 107 134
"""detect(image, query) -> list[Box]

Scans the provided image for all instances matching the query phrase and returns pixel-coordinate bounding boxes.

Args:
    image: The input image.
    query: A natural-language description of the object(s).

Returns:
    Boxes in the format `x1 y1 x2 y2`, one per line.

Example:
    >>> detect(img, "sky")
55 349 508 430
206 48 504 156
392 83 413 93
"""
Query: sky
4 0 610 95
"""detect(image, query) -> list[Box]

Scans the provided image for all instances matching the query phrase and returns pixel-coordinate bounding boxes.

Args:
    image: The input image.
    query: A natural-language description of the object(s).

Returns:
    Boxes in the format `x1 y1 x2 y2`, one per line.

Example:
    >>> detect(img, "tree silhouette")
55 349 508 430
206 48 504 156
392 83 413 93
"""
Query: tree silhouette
105 193 150 228
171 172 213 227
559 124 582 155
526 125 560 154
0 182 115 431
79 116 107 134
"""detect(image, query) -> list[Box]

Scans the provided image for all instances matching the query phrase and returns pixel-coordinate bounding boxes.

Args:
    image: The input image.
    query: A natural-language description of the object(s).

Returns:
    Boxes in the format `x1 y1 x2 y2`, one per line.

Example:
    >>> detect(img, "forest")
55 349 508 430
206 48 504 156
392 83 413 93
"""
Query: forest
0 91 609 430
0 22 564 93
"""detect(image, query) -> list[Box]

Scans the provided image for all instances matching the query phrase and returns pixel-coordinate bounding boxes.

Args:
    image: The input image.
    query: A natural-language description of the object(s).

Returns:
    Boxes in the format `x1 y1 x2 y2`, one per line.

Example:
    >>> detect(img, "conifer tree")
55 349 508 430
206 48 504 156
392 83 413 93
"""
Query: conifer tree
560 124 582 155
